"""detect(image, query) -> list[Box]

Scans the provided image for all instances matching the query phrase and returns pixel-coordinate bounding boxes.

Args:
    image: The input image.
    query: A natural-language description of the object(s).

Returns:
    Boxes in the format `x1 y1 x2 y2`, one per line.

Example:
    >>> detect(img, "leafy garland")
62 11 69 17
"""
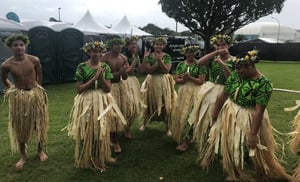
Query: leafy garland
106 38 125 48
3 34 30 47
180 45 200 54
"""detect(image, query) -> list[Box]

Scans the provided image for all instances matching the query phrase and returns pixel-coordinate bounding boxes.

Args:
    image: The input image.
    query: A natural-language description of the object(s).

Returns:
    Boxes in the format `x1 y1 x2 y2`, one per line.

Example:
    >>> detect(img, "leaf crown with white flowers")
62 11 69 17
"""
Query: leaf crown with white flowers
81 41 106 53
210 34 234 47
233 49 260 65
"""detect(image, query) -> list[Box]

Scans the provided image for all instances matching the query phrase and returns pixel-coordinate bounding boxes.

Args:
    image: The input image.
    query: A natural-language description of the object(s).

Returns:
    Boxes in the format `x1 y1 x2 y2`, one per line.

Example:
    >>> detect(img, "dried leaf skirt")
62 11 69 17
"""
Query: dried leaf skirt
288 107 300 182
188 81 224 161
140 74 177 127
5 86 49 153
217 100 290 181
171 82 201 143
111 76 143 128
67 90 126 170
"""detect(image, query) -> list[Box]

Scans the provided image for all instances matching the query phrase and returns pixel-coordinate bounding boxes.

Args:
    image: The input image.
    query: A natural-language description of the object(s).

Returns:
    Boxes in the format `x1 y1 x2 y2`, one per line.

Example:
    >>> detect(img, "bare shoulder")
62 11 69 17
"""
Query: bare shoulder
26 54 41 67
27 54 40 62
120 54 127 60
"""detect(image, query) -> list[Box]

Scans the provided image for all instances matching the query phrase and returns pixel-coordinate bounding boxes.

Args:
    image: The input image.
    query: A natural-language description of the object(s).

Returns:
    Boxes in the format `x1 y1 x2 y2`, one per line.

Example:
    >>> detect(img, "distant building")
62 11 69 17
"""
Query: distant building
234 22 300 43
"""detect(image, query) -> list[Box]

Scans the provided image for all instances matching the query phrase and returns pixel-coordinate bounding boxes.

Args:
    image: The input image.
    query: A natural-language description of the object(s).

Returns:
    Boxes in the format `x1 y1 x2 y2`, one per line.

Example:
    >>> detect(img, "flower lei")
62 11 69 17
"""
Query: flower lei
4 34 30 47
81 41 106 53
210 34 234 47
234 49 259 65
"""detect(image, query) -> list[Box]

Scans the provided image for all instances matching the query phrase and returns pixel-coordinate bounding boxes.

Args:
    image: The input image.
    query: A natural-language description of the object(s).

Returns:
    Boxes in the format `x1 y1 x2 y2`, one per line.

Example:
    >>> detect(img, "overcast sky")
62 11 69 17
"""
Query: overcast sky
0 0 299 32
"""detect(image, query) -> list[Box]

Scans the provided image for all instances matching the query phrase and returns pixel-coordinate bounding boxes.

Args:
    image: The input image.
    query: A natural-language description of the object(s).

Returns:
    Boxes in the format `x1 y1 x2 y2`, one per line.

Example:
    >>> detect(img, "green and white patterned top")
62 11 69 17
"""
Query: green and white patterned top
224 71 273 107
74 62 113 89
175 62 207 78
145 53 172 74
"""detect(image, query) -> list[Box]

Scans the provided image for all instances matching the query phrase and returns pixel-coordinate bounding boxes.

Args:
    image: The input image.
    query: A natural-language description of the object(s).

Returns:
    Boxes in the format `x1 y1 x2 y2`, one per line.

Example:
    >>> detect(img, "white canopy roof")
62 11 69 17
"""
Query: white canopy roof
74 10 117 35
112 15 152 37
234 22 300 42
21 20 55 30
0 17 27 31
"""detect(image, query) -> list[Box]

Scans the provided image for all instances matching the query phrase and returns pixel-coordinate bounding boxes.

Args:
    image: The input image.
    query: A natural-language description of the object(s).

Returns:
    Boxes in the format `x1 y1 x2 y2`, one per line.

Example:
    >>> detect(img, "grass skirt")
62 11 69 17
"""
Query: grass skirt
116 76 143 127
110 81 131 132
67 89 126 170
218 100 291 181
5 85 49 153
188 81 224 162
285 101 300 181
171 82 201 143
140 74 177 127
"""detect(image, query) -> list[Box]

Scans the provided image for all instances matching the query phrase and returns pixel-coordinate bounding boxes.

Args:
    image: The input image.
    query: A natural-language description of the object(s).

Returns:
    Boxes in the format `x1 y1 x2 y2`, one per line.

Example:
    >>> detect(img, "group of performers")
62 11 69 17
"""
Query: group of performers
1 33 300 181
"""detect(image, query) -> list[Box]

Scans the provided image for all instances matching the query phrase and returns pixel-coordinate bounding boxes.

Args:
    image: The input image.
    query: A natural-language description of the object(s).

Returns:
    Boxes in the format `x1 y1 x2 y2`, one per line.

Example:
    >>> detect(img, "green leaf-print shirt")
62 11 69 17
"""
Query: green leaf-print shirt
208 56 234 85
146 53 172 74
224 71 273 108
175 62 207 78
74 62 113 89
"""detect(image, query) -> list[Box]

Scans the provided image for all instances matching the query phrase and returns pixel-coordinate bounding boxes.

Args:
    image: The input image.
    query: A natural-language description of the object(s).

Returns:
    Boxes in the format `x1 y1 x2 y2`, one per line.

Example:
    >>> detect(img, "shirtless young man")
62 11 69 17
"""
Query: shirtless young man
1 34 49 168
101 38 129 153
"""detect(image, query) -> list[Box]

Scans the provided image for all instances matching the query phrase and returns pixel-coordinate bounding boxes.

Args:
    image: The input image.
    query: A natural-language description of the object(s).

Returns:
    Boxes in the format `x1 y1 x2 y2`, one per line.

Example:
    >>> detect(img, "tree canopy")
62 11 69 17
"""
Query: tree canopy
159 0 286 52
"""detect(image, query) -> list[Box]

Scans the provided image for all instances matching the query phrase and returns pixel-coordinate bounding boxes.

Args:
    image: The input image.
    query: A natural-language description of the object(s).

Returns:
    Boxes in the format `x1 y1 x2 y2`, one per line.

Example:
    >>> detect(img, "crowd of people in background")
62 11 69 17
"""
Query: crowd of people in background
2 33 300 181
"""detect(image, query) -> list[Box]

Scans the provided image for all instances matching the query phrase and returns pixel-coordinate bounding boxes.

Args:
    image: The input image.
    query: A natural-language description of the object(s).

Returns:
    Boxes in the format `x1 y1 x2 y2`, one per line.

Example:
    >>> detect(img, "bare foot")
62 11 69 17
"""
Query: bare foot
114 143 122 153
38 151 48 162
139 124 145 131
176 141 189 152
166 129 172 137
124 131 132 139
15 158 26 169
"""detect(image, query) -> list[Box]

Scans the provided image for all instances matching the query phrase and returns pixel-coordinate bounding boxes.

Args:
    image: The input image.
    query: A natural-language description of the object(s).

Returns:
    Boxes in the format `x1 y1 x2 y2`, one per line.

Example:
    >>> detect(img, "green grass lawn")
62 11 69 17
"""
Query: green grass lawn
0 62 300 182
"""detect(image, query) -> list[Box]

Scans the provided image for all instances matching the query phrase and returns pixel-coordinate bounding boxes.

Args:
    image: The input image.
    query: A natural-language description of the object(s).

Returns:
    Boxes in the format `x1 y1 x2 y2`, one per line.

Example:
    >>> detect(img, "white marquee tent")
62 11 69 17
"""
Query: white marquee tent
112 15 152 37
0 17 27 31
74 10 117 35
234 22 300 42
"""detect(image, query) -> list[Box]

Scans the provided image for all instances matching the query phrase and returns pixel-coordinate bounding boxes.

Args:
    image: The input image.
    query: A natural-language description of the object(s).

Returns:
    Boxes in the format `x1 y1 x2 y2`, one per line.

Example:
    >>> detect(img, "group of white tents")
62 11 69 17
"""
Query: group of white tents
0 10 152 37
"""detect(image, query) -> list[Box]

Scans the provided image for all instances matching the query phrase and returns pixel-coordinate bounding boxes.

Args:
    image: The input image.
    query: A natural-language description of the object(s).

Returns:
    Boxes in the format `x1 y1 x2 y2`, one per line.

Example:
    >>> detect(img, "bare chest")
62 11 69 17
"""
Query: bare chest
9 60 35 77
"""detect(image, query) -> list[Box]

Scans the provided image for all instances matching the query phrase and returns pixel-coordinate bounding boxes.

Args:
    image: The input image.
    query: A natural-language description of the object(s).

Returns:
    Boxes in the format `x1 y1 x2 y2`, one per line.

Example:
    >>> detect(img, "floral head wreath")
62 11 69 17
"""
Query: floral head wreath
106 38 125 48
210 34 234 47
125 36 139 45
181 45 200 54
81 41 106 53
4 34 30 47
233 49 260 65
151 37 168 46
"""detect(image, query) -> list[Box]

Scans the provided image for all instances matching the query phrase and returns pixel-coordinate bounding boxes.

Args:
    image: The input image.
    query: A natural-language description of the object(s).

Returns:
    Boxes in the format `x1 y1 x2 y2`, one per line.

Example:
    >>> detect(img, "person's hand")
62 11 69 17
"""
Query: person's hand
216 48 228 56
132 46 138 58
143 48 151 58
247 133 258 149
96 66 104 78
154 54 163 63
182 72 190 81
120 63 130 74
